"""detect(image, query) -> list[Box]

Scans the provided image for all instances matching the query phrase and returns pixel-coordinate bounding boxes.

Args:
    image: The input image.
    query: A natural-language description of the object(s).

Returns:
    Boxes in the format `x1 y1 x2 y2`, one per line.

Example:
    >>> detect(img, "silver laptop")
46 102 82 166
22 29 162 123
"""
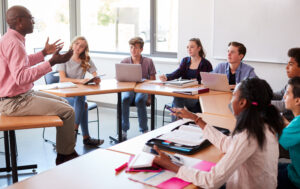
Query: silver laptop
115 63 145 82
200 72 233 92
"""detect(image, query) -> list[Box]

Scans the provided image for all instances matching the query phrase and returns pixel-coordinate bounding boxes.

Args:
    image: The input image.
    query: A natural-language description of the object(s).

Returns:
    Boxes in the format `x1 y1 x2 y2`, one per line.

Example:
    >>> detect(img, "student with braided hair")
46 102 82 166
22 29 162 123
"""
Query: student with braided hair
153 78 283 189
57 36 104 146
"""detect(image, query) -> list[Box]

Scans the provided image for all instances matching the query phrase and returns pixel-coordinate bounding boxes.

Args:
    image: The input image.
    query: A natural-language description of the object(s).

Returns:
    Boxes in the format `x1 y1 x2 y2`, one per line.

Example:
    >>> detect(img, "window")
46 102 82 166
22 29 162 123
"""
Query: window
80 0 151 54
3 0 178 57
7 0 70 53
155 0 178 54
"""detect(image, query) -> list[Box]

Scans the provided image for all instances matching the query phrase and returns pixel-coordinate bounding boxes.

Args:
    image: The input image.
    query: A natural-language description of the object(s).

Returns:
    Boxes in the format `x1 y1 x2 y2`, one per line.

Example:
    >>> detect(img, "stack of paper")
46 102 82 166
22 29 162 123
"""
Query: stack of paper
164 79 198 88
33 82 77 91
158 125 205 146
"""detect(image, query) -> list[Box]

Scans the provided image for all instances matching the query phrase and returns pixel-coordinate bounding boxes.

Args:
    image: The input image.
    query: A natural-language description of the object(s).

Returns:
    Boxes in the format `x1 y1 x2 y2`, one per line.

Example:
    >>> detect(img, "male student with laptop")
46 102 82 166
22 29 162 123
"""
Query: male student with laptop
212 41 257 84
120 37 156 140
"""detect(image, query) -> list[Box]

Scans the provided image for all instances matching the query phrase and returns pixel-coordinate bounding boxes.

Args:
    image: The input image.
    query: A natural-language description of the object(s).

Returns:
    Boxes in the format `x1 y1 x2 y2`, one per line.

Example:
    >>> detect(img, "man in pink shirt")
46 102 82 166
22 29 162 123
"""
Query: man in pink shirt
0 5 78 165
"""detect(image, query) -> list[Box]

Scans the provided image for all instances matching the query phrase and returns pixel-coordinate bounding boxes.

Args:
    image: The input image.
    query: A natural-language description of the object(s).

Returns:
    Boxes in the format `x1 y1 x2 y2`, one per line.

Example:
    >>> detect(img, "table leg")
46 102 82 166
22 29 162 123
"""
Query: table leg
117 92 122 142
151 94 155 130
9 130 18 183
3 131 10 171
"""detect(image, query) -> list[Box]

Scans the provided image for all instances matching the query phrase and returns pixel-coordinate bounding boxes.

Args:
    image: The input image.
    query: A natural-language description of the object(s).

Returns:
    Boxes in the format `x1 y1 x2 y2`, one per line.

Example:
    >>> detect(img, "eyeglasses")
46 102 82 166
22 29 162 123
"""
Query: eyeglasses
18 15 35 22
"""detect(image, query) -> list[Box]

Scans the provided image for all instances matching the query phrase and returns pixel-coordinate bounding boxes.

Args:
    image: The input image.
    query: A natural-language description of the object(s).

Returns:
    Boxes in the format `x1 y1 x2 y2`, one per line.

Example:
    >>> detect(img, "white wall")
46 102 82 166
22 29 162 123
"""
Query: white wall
87 0 288 109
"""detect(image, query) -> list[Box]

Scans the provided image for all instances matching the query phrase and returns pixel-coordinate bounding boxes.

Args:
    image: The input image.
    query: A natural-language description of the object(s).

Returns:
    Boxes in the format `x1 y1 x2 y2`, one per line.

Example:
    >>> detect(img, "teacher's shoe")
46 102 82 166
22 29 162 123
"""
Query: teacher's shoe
56 151 79 165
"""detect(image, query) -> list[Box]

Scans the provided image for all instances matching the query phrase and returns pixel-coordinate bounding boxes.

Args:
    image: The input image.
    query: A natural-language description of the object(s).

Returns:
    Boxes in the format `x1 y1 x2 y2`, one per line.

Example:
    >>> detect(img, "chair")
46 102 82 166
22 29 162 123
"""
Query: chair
109 96 157 144
42 72 100 147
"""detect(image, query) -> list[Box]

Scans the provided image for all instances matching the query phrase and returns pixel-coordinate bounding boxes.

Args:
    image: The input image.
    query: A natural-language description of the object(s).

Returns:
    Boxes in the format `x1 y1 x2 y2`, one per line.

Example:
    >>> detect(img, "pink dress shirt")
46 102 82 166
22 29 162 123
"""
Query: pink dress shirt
176 124 279 189
0 28 52 97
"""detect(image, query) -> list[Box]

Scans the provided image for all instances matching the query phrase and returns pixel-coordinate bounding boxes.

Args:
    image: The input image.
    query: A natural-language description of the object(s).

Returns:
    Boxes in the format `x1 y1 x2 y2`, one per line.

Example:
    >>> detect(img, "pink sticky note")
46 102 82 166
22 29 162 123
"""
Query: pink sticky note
157 177 190 189
193 160 216 172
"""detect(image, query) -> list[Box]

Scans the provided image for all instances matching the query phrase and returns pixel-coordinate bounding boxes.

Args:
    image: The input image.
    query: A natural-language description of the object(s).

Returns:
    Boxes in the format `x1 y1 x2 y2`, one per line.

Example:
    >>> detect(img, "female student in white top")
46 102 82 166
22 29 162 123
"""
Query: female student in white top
153 78 283 189
57 36 104 146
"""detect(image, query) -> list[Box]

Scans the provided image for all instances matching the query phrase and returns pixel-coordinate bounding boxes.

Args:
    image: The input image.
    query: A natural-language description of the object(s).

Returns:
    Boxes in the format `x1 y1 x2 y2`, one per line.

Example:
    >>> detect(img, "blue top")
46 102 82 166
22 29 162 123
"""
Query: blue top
279 115 300 187
166 57 212 84
211 62 257 84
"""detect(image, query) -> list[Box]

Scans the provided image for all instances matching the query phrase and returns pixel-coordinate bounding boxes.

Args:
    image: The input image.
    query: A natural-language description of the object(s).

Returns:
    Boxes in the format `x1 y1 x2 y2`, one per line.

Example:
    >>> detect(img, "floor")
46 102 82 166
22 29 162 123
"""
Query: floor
0 106 171 188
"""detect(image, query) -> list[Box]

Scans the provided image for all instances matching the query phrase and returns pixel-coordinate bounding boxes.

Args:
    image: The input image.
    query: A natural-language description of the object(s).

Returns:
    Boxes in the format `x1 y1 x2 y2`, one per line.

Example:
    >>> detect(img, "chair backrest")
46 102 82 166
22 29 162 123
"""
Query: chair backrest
44 72 59 84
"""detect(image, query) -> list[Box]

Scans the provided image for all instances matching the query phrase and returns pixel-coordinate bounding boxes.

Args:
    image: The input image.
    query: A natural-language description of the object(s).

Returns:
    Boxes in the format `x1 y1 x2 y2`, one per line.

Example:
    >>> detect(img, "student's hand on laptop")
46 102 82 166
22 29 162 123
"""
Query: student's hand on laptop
159 74 167 82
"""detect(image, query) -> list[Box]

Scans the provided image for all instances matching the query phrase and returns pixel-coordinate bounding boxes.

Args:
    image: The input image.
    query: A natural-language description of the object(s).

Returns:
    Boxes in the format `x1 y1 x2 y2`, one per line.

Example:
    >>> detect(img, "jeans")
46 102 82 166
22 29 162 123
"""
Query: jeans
65 96 89 137
172 97 201 121
121 91 148 133
277 163 297 189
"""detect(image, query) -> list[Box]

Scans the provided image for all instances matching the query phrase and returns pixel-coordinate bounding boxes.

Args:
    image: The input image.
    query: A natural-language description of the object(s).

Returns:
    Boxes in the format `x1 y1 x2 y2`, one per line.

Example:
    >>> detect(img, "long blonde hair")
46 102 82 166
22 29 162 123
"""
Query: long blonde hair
70 36 91 73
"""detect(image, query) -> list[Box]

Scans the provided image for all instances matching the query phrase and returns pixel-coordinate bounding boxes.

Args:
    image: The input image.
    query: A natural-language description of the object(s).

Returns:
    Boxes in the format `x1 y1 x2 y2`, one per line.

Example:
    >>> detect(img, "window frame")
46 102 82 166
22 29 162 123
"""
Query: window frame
1 0 177 58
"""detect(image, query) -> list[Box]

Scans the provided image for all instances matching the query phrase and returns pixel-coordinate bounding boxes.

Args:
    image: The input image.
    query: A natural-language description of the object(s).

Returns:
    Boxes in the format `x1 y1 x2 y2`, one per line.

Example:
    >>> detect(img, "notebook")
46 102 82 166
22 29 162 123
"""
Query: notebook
129 154 216 189
173 87 209 95
115 63 145 82
200 72 233 92
164 79 198 88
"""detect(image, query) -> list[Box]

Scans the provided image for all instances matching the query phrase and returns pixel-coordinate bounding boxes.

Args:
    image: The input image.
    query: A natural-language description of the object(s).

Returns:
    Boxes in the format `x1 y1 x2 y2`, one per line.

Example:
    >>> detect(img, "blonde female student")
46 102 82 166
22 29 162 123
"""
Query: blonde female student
57 36 104 146
154 78 283 189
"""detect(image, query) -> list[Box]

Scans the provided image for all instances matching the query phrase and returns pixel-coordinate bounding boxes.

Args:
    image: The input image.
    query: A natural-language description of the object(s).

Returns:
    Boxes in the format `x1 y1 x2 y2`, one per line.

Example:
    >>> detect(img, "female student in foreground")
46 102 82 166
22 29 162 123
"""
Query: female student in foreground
57 36 104 146
159 38 212 120
154 78 283 189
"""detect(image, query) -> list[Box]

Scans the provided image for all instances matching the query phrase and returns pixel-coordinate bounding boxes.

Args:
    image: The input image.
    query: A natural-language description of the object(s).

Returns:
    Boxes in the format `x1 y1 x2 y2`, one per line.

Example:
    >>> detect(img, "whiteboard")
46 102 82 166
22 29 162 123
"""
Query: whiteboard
213 0 300 63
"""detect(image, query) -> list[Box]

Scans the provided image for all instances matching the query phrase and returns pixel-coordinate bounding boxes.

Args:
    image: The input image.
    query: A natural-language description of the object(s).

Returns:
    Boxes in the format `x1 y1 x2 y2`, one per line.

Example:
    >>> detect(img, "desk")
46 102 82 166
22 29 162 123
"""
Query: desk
5 115 235 189
134 81 230 130
42 79 136 142
5 149 146 189
108 114 235 163
0 115 63 183
200 93 233 117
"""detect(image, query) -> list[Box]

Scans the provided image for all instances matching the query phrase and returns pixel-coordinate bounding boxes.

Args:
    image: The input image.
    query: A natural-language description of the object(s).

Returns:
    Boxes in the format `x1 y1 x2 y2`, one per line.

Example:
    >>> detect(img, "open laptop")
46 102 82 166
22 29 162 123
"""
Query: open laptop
115 63 145 82
200 72 234 92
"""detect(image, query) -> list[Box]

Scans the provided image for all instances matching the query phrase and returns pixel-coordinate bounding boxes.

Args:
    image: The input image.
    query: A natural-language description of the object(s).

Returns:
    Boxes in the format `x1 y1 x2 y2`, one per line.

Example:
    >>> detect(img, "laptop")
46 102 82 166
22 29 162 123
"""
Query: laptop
115 63 145 82
200 72 234 92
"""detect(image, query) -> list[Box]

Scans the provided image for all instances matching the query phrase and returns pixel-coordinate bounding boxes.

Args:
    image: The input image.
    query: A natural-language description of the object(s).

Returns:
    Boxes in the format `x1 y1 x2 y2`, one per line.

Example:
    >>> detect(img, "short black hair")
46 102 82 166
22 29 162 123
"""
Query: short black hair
288 76 300 98
288 48 300 67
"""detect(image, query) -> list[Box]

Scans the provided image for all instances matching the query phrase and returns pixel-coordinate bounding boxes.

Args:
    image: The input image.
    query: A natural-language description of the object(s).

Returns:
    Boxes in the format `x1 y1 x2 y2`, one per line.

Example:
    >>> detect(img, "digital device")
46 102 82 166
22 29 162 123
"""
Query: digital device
83 74 105 85
115 63 145 82
200 72 234 92
165 104 175 113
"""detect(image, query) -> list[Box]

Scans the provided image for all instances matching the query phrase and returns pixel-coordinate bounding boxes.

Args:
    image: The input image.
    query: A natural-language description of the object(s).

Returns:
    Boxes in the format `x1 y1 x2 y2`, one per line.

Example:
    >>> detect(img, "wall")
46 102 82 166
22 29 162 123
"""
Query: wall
70 0 289 110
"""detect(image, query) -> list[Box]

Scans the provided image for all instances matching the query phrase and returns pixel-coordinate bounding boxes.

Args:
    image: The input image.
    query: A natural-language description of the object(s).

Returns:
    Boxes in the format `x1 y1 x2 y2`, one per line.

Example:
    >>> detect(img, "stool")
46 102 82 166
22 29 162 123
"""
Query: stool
0 115 63 183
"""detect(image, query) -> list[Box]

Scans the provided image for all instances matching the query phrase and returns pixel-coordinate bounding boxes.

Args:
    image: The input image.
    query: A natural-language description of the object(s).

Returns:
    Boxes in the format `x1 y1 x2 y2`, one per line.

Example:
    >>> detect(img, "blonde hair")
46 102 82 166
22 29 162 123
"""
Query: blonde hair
70 36 91 72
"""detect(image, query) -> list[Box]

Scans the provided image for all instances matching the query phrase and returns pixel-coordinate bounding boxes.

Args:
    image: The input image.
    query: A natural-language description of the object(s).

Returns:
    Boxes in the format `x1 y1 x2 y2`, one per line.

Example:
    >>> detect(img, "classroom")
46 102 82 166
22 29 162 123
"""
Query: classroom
1 0 300 188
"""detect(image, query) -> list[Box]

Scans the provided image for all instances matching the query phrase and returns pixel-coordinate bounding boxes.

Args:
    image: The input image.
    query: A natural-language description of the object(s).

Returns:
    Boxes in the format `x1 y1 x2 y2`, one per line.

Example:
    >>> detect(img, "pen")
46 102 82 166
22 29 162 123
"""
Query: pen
115 162 128 173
